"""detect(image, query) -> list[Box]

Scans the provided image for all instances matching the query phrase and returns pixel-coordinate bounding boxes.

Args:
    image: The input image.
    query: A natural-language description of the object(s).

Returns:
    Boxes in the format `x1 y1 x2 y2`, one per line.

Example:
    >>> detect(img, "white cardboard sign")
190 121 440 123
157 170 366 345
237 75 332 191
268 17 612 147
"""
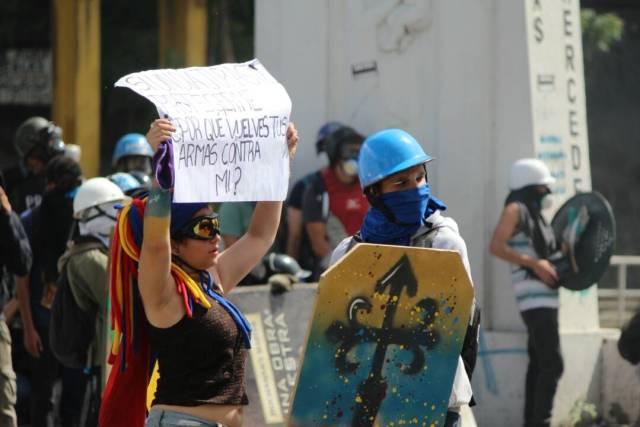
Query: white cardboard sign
115 59 292 202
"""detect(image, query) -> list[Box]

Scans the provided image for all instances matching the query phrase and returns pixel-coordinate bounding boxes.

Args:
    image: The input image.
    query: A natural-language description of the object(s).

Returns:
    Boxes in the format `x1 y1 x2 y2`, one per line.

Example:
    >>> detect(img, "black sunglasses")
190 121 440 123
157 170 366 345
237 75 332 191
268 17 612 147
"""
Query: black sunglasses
175 215 220 241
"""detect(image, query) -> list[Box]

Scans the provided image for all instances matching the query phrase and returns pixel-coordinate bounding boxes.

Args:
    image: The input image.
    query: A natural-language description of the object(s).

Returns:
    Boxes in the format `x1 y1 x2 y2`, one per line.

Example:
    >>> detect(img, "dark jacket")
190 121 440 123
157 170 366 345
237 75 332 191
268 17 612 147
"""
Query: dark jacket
0 209 32 308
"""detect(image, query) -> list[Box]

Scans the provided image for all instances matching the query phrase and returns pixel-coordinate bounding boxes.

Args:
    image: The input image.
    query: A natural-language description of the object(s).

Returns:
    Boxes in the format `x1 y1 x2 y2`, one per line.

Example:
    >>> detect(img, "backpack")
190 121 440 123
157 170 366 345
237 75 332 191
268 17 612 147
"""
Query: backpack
618 310 640 365
49 262 96 369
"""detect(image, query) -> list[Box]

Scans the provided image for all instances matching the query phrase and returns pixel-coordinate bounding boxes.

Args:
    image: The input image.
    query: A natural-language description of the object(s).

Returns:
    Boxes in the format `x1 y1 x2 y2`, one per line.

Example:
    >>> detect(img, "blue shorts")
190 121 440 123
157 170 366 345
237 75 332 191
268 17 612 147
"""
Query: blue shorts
145 408 227 427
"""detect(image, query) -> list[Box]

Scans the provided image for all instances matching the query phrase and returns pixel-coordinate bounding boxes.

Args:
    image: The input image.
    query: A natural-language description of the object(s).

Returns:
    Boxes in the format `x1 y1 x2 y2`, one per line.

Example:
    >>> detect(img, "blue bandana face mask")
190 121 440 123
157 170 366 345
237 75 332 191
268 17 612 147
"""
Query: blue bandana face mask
380 184 431 226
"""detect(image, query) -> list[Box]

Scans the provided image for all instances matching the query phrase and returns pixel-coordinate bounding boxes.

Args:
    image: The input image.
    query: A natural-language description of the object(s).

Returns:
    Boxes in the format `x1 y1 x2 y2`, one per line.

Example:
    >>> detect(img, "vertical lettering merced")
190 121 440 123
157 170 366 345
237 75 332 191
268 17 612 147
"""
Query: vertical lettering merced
568 110 579 137
571 145 581 170
565 44 575 72
563 9 573 37
571 145 585 192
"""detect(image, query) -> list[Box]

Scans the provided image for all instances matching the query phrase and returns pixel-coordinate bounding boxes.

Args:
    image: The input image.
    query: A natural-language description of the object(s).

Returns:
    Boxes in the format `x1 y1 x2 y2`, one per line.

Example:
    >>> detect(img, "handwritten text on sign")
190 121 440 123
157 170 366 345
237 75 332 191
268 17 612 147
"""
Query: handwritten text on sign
115 59 292 202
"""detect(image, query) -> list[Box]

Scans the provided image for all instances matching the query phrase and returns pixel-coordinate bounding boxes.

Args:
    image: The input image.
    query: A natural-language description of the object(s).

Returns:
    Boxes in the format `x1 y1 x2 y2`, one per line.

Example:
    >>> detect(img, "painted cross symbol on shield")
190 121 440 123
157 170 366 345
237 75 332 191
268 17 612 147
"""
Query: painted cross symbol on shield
325 255 441 426
289 243 474 427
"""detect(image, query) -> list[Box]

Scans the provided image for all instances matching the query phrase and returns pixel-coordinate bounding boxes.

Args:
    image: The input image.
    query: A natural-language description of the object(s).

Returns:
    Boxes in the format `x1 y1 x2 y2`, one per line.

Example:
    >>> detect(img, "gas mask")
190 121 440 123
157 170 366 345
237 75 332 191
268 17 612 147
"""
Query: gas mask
78 202 119 247
338 143 361 177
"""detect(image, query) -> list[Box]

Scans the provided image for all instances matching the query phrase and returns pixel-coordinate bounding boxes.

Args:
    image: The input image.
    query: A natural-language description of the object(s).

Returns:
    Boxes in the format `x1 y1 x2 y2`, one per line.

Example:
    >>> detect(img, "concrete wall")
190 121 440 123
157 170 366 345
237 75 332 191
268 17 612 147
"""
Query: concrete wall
256 1 618 425
474 330 640 426
601 332 640 424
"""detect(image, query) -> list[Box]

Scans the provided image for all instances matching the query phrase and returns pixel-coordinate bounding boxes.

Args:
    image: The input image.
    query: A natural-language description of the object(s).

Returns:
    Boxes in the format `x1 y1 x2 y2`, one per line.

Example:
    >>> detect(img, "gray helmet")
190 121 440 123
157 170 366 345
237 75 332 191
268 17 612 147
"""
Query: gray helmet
324 126 364 165
14 116 65 159
265 253 311 281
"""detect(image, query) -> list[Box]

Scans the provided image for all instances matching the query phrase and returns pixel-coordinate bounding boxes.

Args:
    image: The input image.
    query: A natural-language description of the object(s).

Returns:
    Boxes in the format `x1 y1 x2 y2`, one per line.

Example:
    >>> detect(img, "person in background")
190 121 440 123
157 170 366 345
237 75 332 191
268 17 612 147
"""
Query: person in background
5 117 65 214
301 124 368 280
16 156 83 427
111 133 154 187
0 172 32 427
218 201 284 255
285 122 343 277
55 177 128 426
618 308 640 368
108 171 148 198
489 158 562 427
218 202 255 248
329 129 475 427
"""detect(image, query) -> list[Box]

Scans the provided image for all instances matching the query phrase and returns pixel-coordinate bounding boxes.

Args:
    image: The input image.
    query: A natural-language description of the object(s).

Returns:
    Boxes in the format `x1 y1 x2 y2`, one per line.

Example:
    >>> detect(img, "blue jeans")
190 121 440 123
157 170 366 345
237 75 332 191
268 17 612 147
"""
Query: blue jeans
145 408 226 427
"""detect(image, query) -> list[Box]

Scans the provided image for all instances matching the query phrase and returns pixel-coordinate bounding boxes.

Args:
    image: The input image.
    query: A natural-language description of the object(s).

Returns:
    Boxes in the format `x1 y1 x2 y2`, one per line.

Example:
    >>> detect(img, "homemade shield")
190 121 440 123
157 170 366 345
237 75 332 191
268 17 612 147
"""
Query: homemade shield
289 243 474 427
551 191 616 291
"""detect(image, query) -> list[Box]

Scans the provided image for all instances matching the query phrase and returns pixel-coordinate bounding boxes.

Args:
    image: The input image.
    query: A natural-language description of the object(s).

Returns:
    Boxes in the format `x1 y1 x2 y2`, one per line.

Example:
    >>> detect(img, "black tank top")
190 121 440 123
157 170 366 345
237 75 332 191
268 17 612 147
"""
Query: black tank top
148 298 249 407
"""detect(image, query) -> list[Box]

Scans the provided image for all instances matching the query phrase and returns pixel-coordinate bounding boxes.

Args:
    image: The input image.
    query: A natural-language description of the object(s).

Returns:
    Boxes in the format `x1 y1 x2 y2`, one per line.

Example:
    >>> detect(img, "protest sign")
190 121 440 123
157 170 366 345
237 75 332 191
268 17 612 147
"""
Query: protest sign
115 59 292 202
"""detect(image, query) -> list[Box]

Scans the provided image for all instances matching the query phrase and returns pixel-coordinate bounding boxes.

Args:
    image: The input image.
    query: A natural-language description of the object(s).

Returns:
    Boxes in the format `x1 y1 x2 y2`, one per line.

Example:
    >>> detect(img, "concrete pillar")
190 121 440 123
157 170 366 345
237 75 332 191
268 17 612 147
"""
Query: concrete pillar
257 0 604 425
158 0 208 67
52 0 101 177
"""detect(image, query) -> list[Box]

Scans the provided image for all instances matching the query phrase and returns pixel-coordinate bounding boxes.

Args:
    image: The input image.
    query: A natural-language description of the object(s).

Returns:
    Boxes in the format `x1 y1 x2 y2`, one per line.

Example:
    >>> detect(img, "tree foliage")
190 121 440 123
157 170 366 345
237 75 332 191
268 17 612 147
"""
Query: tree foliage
581 9 624 59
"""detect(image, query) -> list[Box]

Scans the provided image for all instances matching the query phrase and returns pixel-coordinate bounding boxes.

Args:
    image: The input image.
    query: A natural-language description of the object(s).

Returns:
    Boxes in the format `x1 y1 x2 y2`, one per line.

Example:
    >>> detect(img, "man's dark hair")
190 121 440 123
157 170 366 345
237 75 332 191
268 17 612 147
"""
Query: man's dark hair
45 156 82 193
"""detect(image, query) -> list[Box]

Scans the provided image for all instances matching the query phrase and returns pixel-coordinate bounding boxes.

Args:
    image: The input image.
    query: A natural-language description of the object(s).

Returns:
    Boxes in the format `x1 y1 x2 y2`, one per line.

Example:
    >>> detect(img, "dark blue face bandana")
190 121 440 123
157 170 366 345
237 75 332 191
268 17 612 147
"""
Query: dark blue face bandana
381 184 431 226
360 184 447 246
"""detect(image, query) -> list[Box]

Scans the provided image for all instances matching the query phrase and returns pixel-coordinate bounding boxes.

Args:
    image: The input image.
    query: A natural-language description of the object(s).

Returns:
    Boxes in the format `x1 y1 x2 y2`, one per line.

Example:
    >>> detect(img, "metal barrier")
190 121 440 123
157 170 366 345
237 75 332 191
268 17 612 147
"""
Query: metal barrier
598 255 640 327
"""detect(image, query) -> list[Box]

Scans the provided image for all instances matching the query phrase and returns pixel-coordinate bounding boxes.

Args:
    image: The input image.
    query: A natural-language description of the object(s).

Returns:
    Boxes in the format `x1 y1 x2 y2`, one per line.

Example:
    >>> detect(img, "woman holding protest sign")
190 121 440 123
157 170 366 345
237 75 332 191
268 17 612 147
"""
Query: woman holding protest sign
99 118 299 427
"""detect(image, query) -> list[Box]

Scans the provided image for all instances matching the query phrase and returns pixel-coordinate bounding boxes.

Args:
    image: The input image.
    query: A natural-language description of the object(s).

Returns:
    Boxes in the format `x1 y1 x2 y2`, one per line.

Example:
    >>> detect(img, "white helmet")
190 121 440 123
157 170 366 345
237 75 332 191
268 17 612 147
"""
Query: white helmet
509 158 555 190
73 177 127 218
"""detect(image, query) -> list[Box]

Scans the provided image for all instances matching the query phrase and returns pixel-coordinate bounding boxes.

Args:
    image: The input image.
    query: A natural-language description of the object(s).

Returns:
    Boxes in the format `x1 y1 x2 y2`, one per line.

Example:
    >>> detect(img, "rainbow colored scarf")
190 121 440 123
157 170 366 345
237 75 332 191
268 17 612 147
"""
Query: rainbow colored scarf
99 198 212 427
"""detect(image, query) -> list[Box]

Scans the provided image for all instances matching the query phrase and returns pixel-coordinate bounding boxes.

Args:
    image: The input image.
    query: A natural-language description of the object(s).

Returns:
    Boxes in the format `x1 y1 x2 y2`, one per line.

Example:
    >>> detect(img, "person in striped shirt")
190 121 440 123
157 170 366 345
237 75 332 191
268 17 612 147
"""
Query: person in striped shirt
490 158 563 427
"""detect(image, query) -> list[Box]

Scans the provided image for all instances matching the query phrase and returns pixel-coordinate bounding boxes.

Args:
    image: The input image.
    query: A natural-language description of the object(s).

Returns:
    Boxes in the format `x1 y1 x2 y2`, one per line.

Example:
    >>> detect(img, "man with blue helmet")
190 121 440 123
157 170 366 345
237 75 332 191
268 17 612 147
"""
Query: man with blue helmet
111 133 154 181
329 129 477 427
108 172 147 198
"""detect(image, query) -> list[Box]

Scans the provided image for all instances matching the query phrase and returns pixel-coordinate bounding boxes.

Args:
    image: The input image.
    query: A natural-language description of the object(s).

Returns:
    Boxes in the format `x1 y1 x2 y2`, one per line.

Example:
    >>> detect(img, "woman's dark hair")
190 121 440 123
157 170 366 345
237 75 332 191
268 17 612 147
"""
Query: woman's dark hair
505 185 555 258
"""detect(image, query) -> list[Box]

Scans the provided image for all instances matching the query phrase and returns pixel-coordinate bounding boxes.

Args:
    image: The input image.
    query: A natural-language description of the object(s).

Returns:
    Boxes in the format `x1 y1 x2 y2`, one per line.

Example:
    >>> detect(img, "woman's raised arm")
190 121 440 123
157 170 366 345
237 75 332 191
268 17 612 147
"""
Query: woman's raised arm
215 122 299 293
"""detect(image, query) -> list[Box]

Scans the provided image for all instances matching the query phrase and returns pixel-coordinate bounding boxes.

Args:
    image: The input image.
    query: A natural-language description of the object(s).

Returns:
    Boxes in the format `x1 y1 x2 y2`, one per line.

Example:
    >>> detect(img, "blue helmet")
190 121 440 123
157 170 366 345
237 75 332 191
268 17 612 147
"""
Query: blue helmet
112 133 153 166
358 129 433 189
316 121 345 154
108 172 141 193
